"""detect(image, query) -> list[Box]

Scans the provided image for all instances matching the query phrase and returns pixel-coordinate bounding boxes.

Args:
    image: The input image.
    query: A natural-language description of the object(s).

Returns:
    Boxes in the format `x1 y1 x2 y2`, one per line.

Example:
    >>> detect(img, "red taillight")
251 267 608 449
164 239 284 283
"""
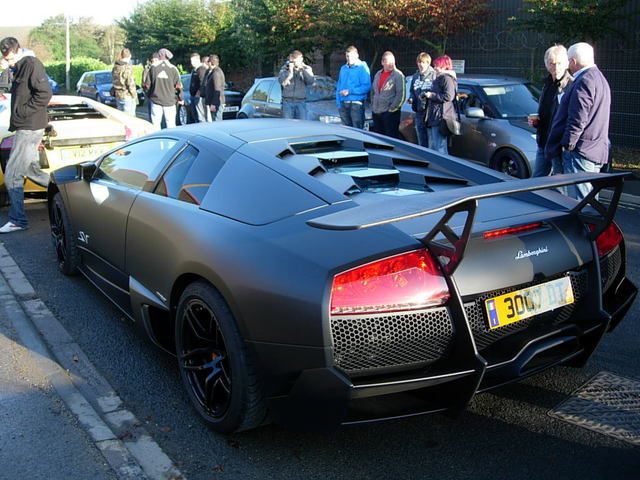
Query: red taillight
589 222 623 257
483 222 543 240
330 250 450 315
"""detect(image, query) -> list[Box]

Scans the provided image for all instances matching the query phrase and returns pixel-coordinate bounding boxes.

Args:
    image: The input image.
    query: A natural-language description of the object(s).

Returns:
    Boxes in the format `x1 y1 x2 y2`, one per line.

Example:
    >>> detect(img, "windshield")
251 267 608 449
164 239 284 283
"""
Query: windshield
306 77 337 102
96 72 112 85
482 83 539 118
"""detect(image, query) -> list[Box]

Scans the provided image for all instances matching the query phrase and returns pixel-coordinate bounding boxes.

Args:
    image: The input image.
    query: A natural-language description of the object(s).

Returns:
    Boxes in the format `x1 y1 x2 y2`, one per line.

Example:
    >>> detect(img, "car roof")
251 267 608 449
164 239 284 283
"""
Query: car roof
252 75 334 83
457 74 530 86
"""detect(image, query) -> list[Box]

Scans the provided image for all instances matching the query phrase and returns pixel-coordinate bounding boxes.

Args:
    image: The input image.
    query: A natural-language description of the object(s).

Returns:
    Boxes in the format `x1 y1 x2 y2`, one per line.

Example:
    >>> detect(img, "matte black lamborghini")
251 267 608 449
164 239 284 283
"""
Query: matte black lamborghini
48 119 636 433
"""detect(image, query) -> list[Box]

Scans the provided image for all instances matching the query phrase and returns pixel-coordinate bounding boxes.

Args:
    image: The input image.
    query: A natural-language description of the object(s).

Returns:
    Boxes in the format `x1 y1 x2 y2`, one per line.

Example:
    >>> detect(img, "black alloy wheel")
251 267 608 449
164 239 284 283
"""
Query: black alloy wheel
492 148 529 179
175 282 266 433
50 192 80 275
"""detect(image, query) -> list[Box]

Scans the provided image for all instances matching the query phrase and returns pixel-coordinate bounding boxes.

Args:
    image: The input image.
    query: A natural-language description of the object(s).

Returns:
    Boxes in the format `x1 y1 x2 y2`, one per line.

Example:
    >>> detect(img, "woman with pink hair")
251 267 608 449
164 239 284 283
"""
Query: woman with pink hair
422 55 457 154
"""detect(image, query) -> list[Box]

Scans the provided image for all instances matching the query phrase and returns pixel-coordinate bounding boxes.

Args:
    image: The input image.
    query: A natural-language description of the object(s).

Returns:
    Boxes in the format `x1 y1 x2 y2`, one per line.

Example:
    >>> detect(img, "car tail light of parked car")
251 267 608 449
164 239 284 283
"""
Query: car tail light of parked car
330 249 450 315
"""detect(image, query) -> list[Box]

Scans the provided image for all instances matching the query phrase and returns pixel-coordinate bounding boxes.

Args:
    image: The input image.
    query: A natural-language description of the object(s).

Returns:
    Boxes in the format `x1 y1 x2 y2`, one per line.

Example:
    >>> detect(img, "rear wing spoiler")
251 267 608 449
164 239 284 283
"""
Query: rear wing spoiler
307 172 628 273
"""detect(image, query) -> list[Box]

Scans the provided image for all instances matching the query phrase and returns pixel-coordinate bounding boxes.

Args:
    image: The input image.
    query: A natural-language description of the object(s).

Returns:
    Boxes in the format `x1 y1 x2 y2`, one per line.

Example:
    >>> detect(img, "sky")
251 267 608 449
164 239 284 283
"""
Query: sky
0 0 141 27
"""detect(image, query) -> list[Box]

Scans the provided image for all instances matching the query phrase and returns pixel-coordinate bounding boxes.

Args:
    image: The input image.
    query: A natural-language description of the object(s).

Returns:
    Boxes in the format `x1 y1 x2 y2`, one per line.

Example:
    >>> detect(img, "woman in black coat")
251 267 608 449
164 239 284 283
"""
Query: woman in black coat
423 55 457 154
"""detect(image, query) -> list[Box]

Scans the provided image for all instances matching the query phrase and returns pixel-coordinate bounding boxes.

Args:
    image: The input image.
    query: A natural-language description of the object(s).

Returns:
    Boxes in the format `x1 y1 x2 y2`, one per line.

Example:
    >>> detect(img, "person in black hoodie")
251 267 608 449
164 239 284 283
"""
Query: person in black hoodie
529 45 573 177
147 48 183 129
0 37 52 234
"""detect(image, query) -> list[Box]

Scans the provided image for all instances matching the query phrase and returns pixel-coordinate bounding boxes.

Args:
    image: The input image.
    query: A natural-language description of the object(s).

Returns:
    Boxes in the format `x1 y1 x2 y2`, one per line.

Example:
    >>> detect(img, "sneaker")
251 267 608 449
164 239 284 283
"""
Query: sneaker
0 221 26 234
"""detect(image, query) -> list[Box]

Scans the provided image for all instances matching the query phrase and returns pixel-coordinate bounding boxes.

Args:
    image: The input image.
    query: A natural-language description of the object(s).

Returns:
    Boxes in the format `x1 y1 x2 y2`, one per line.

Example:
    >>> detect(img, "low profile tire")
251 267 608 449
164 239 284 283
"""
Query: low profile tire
236 112 248 119
175 281 267 433
491 148 529 179
50 192 80 275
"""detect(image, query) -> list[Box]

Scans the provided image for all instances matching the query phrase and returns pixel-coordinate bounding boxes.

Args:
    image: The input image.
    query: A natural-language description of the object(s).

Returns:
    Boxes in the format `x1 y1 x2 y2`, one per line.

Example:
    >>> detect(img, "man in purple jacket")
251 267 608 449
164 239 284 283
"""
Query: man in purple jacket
545 42 611 200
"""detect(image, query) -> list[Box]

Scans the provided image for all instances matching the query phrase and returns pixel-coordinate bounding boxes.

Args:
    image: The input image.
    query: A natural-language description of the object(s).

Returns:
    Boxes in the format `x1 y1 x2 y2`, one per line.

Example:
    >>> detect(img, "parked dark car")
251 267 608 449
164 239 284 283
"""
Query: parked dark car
76 69 145 107
237 75 373 128
48 119 636 433
177 74 243 125
400 75 540 178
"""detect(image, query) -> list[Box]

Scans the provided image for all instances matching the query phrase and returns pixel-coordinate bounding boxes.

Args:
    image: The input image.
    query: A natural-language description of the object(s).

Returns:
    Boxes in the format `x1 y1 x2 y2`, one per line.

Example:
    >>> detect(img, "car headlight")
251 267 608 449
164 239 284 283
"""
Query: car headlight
319 115 342 124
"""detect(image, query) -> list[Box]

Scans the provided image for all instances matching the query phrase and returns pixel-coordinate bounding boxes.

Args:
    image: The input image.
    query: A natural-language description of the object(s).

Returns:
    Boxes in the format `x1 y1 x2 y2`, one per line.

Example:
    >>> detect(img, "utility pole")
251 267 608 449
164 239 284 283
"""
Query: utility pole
65 15 71 91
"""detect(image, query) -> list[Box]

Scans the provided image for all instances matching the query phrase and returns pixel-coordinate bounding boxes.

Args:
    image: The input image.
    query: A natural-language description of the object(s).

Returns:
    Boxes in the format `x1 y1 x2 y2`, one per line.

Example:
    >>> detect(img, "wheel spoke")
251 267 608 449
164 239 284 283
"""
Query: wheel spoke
184 303 211 341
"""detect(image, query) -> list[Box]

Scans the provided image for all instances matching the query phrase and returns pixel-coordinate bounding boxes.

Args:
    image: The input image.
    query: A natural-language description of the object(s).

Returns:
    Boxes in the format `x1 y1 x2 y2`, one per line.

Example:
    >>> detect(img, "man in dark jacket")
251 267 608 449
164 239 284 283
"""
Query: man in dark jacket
278 50 314 119
0 37 52 233
189 53 209 122
205 55 225 121
147 48 183 129
530 45 572 177
408 52 436 147
545 42 611 200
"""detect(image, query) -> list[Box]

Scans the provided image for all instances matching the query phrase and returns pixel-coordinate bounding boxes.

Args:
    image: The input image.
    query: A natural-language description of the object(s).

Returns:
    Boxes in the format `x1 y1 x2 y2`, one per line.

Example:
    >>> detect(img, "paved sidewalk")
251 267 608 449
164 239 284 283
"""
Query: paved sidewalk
0 245 184 480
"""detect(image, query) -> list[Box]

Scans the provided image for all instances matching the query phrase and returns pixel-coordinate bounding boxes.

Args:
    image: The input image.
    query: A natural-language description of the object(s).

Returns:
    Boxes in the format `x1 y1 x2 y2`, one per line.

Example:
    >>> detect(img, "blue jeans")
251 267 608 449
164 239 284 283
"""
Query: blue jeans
5 129 49 228
532 146 552 177
210 104 224 122
428 126 448 154
117 98 136 116
283 100 307 119
415 111 429 147
552 150 601 200
338 102 365 129
150 101 176 129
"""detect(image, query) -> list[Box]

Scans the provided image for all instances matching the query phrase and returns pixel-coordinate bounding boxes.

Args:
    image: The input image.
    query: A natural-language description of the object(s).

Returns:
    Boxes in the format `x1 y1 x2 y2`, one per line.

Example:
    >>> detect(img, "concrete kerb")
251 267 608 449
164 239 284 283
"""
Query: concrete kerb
0 244 184 480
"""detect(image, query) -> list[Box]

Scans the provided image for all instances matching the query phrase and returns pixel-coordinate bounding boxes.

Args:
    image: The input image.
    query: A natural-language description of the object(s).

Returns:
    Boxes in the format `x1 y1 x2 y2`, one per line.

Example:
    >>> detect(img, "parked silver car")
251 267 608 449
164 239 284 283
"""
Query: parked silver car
400 75 540 178
237 75 373 128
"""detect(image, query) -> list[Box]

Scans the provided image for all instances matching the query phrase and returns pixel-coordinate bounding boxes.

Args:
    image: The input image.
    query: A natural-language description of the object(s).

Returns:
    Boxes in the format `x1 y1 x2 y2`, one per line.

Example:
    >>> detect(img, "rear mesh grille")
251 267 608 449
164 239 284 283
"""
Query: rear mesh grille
601 246 622 293
331 307 454 376
464 270 589 351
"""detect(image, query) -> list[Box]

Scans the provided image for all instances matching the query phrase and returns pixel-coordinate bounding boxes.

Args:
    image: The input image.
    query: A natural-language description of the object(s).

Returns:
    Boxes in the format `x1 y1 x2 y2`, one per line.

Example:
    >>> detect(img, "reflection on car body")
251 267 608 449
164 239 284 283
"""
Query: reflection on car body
400 75 540 178
238 76 373 128
48 119 636 433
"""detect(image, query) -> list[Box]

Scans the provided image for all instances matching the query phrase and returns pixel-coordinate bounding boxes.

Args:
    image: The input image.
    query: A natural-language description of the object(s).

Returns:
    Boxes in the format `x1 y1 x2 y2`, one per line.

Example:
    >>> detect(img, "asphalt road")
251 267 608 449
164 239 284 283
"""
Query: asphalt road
1 200 639 479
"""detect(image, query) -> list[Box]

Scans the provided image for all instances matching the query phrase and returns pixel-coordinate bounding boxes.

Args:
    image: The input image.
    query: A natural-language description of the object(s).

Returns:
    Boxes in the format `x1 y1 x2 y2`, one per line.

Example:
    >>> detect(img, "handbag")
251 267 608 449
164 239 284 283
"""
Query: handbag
445 98 462 136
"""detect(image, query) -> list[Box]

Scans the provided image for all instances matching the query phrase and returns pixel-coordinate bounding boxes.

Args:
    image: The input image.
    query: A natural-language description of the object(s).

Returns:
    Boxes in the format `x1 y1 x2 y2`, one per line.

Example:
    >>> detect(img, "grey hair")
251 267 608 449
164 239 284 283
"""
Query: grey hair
544 44 567 65
568 42 595 68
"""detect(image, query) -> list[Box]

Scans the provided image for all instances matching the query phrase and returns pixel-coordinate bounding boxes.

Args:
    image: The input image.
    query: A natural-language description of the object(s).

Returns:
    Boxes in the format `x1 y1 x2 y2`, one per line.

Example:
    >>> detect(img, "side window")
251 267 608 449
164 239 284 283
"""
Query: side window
252 81 270 102
154 144 222 205
269 81 282 104
96 138 178 190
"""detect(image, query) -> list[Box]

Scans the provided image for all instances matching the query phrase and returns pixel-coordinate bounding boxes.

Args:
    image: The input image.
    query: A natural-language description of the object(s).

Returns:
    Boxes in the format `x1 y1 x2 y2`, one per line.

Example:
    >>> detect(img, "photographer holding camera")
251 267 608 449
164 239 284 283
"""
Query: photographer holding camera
278 50 314 119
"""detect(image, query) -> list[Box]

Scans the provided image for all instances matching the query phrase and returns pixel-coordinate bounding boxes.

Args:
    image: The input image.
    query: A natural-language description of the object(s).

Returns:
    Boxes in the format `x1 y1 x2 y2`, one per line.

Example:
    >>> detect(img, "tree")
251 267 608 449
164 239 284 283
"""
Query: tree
508 0 638 45
118 0 229 67
360 0 496 57
29 15 110 62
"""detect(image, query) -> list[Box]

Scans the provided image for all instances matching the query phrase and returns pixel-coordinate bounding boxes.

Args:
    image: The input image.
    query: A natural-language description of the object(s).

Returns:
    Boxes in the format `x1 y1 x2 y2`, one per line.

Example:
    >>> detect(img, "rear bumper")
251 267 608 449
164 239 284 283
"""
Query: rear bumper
252 271 636 432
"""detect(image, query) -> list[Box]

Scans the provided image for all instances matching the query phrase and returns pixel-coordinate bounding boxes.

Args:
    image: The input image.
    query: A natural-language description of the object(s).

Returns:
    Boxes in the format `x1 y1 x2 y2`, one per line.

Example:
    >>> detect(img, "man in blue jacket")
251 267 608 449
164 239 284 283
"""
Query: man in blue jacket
545 42 611 200
336 46 371 129
0 37 52 234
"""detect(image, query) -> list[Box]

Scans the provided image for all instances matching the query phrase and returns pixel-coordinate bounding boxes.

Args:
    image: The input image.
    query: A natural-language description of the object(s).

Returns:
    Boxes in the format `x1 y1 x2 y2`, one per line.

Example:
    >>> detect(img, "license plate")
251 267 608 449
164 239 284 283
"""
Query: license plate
485 277 574 330
58 143 118 163
225 106 239 112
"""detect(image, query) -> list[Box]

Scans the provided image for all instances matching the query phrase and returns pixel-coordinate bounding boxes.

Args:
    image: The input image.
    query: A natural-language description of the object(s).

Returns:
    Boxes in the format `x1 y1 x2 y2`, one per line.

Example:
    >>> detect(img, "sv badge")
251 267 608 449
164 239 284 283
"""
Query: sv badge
78 231 90 244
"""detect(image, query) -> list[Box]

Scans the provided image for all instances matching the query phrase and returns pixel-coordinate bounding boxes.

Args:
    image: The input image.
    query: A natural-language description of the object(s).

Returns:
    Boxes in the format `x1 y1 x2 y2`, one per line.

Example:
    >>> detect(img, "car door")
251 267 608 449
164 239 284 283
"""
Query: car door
80 73 94 98
125 137 232 312
250 79 272 117
265 79 283 117
63 137 181 308
450 86 491 164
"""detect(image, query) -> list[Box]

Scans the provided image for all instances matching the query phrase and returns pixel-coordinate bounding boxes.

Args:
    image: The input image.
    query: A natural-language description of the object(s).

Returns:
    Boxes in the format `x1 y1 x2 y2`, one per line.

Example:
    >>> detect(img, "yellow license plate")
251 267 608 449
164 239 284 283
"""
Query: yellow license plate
484 277 574 330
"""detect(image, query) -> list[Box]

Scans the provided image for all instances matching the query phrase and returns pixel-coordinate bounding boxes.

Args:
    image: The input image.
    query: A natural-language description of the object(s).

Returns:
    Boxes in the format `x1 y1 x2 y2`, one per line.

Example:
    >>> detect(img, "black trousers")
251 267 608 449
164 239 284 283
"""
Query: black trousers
372 110 401 138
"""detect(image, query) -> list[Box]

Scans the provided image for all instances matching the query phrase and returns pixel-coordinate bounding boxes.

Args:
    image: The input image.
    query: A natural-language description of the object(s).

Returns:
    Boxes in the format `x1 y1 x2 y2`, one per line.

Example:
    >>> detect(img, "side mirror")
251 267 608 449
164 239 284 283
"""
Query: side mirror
465 107 485 119
79 162 97 180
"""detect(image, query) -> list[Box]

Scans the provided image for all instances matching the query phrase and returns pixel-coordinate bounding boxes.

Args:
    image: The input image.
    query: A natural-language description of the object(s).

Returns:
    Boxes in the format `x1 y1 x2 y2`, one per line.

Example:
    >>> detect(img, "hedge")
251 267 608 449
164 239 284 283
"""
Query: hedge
45 57 144 92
